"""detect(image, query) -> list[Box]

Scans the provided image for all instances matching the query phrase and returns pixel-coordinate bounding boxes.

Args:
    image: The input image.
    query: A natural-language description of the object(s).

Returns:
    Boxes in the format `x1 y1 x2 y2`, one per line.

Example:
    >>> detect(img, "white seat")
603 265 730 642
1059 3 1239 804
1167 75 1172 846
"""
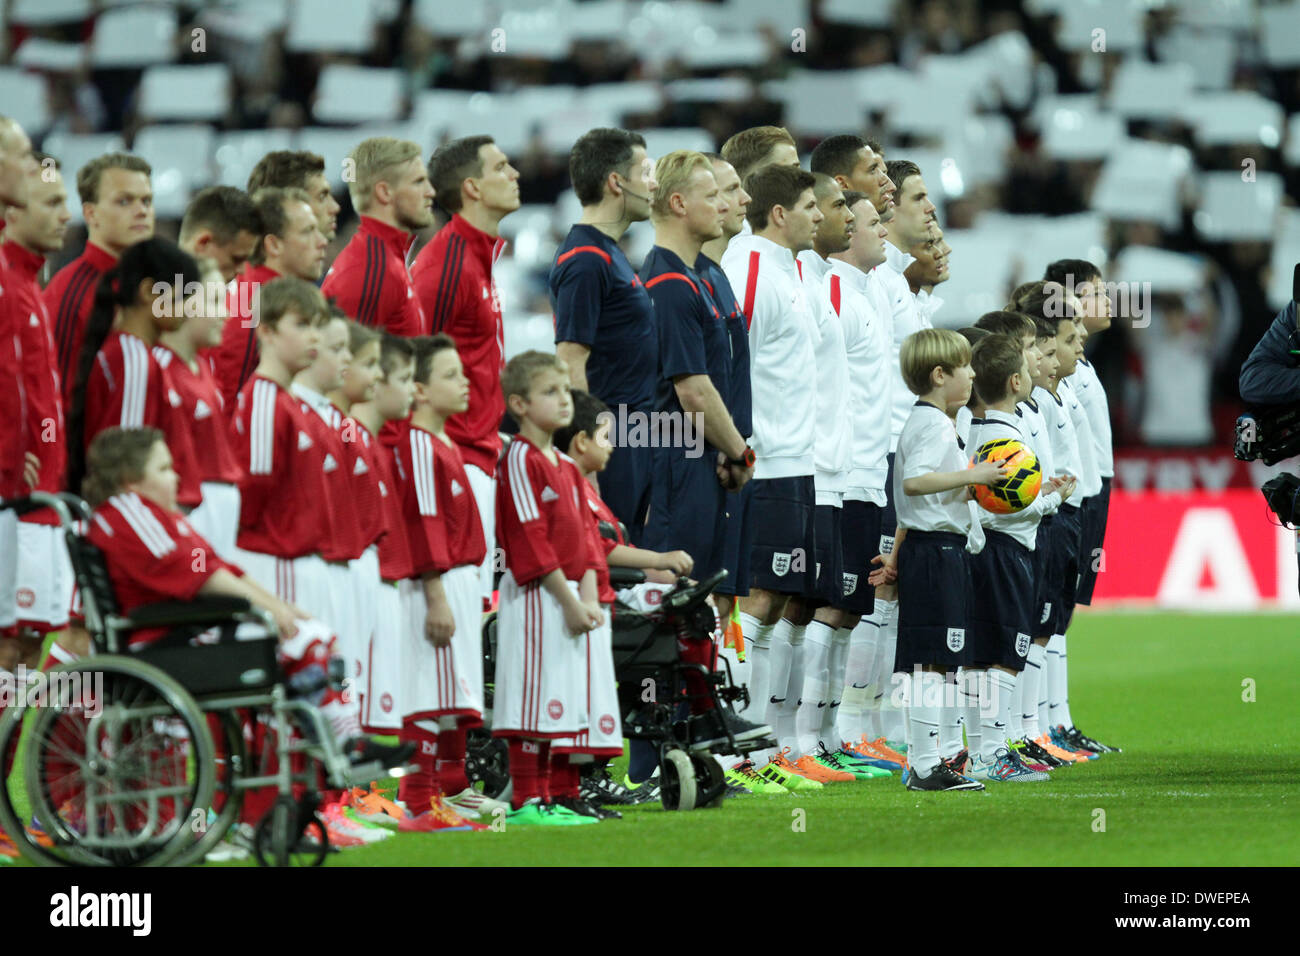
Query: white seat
1154 26 1237 90
10 0 91 26
285 0 376 54
719 0 810 31
1013 213 1110 284
762 71 870 138
822 0 895 27
945 115 1014 187
1173 0 1256 32
678 29 768 70
295 126 405 200
1259 3 1300 68
1285 114 1300 168
637 128 716 162
313 65 404 125
196 0 290 41
138 64 232 123
538 106 619 156
855 64 910 113
42 134 128 221
926 224 1023 326
495 6 571 60
887 66 983 140
1055 0 1145 53
0 68 49 136
1185 92 1284 148
12 38 85 72
1108 58 1195 121
411 0 492 36
1193 171 1283 243
90 6 178 67
1090 138 1193 230
1039 103 1124 161
214 129 295 189
564 0 631 40
1110 245 1205 295
580 81 663 122
133 124 217 219
966 31 1037 111
665 77 752 105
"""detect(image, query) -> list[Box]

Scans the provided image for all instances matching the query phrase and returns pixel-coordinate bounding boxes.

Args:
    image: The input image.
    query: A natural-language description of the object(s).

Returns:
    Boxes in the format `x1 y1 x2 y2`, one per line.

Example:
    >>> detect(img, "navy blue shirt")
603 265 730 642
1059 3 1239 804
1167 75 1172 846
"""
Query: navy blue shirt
639 246 731 426
550 224 657 410
696 253 752 439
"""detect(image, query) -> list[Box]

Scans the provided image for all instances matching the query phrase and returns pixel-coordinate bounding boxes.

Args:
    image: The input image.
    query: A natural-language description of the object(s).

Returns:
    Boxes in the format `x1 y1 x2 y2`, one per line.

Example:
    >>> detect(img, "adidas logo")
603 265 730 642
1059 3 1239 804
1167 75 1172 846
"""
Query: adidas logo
323 454 338 473
353 457 368 476
168 389 182 408
297 432 313 451
540 486 558 503
194 400 212 421
451 479 464 496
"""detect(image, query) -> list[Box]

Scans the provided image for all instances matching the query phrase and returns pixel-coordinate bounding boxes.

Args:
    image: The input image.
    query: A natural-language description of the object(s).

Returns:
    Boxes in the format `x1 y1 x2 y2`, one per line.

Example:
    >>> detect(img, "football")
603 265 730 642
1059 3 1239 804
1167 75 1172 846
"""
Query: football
971 438 1042 514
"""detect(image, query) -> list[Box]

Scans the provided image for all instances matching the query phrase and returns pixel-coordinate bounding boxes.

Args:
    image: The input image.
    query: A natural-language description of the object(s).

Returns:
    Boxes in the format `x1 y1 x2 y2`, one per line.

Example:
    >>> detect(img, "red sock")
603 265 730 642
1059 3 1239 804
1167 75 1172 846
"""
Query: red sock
679 636 717 714
508 739 543 809
551 754 581 798
435 724 469 795
41 641 79 671
398 720 438 815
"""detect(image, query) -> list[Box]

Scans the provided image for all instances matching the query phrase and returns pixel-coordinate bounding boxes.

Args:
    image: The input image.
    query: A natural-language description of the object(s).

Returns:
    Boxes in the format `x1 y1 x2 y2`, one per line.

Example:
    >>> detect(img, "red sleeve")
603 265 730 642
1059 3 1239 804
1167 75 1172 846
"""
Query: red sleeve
494 440 560 586
232 378 284 534
213 286 259 411
91 496 225 604
415 233 468 335
402 427 452 575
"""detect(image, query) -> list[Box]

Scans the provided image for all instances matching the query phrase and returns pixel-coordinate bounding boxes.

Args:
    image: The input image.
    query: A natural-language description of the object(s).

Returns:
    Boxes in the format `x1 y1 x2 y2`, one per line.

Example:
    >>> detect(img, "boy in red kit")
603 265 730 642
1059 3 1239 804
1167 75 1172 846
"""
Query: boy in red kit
389 335 496 831
494 351 604 827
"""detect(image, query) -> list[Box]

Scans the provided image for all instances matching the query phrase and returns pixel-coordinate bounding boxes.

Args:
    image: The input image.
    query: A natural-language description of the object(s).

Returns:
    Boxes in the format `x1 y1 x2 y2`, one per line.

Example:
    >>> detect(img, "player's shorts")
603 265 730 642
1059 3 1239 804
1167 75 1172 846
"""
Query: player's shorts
492 570 586 739
894 529 973 671
716 481 754 596
839 495 883 615
810 500 844 608
880 452 898 555
1050 504 1083 634
229 548 334 629
601 425 653 546
552 605 622 758
748 475 818 596
968 529 1035 671
399 564 483 725
347 546 380 706
15 520 75 631
645 445 727 581
464 463 496 608
363 579 403 733
0 508 17 634
1033 515 1056 635
187 482 240 561
1075 475 1111 605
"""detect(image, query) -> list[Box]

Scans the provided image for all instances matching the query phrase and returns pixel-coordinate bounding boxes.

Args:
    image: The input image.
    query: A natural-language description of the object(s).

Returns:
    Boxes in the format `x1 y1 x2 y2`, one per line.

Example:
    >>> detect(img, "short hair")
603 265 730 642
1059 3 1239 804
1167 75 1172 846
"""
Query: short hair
347 137 422 213
886 159 922 196
842 189 870 210
346 319 381 357
811 171 841 202
249 186 312 265
744 164 816 231
77 152 151 205
247 151 325 194
179 186 260 245
82 426 165 508
958 326 990 348
379 332 415 379
809 134 868 180
866 138 884 156
501 350 567 422
721 126 796 180
412 333 458 385
33 150 59 171
256 276 328 330
1007 280 1044 310
975 310 1036 339
429 135 494 214
1044 258 1102 289
1018 287 1076 329
651 149 714 220
971 333 1027 406
899 328 970 396
569 128 646 207
554 389 610 456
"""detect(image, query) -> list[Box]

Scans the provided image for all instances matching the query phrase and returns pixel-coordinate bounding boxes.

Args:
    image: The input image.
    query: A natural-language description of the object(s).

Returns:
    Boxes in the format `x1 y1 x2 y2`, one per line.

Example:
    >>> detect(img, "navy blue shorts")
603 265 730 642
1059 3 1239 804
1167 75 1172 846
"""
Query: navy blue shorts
839 499 880 615
1075 476 1111 605
643 445 726 581
715 481 754 597
1033 516 1056 635
880 452 898 553
601 437 653 546
894 530 973 671
748 476 818 596
810 503 844 607
968 530 1035 671
1050 504 1083 634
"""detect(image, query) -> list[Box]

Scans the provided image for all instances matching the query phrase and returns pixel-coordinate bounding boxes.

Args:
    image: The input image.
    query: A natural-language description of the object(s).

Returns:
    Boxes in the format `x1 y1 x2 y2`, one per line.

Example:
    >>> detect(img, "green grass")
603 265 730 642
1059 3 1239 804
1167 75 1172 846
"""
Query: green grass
7 611 1299 866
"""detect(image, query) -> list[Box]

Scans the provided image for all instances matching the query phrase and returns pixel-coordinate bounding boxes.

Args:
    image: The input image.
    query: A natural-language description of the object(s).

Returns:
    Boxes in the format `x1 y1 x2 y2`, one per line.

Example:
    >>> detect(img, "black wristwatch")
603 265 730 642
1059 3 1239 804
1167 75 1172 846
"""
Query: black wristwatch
729 445 756 468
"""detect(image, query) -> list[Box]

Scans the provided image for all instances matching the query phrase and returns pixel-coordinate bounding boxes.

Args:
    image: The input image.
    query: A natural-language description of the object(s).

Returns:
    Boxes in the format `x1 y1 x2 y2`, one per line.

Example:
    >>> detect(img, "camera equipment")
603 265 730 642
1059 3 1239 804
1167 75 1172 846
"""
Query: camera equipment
1261 472 1300 528
1235 265 1300 465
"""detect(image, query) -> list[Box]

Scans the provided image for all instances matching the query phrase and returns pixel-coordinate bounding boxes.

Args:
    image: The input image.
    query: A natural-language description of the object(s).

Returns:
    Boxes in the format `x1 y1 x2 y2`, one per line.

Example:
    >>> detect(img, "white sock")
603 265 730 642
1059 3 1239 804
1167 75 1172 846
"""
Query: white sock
823 626 851 747
1038 637 1054 731
939 671 963 760
908 669 942 776
764 618 794 732
1008 668 1025 740
776 623 807 756
840 615 878 742
739 612 773 721
1047 633 1072 729
875 599 905 742
1022 642 1047 739
796 622 832 756
980 668 1016 764
961 668 983 757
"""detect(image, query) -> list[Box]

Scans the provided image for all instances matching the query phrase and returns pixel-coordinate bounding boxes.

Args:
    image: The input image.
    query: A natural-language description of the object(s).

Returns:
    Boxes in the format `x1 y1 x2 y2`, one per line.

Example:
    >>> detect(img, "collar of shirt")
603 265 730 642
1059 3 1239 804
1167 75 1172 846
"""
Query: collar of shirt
915 288 945 319
448 213 507 268
980 408 1022 432
796 249 831 286
882 239 916 276
743 233 800 277
359 215 417 266
83 241 118 273
827 256 870 294
244 263 281 286
290 381 336 420
0 240 45 278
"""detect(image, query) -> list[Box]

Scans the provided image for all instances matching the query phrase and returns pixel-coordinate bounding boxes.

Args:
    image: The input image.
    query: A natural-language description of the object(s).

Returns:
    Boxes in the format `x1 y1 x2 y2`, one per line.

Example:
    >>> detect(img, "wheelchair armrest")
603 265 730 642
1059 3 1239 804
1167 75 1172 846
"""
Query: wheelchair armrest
122 596 255 630
609 567 647 588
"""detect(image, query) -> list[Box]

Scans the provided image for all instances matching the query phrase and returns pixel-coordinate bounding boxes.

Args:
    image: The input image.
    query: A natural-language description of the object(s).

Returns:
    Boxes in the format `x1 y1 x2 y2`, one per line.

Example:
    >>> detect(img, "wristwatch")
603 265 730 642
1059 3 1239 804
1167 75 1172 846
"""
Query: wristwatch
729 445 756 468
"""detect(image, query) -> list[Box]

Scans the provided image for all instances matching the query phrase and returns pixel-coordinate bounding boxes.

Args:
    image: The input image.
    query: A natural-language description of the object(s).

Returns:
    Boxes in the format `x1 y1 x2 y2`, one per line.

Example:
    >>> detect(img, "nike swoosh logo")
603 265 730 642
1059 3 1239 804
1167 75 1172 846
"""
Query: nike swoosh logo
769 696 784 704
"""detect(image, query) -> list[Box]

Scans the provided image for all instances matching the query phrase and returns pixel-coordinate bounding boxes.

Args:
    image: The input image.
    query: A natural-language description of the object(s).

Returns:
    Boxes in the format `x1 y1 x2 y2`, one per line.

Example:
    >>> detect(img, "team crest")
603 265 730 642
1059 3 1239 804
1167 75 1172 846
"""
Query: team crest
771 552 792 576
879 534 895 555
16 588 34 609
547 699 564 720
946 627 965 652
599 714 616 735
1015 632 1031 657
380 693 393 713
841 573 858 596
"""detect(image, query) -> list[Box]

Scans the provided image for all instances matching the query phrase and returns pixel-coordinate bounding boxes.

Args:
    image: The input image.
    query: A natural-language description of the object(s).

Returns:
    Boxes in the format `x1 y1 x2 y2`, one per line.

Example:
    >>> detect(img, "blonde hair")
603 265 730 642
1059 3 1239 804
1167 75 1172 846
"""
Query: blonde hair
347 137 422 213
899 328 971 396
651 150 714 221
501 350 568 424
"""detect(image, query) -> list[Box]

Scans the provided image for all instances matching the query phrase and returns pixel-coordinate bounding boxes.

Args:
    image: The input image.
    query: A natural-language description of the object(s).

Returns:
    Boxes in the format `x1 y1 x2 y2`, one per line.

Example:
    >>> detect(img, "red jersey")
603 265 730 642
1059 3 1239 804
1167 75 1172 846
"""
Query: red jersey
153 345 243 485
43 240 116 408
83 330 202 508
231 375 331 559
392 420 487 576
212 263 280 411
322 216 425 337
372 436 413 581
495 435 598 586
410 214 506 474
87 491 242 648
291 385 362 562
343 417 385 551
2 241 63 516
580 478 623 604
0 233 30 499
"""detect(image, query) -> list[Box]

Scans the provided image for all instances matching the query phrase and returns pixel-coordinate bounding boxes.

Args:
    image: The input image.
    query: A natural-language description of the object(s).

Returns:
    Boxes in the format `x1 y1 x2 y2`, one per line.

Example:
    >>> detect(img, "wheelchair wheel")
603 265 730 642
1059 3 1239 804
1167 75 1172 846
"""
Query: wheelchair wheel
9 657 215 867
169 711 246 868
254 796 328 867
658 748 696 811
690 753 727 808
464 729 510 800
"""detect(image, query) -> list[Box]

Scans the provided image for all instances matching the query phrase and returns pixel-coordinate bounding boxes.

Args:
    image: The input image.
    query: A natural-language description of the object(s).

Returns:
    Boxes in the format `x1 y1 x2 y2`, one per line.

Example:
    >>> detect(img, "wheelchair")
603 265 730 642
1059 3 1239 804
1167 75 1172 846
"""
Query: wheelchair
470 560 775 812
0 492 402 867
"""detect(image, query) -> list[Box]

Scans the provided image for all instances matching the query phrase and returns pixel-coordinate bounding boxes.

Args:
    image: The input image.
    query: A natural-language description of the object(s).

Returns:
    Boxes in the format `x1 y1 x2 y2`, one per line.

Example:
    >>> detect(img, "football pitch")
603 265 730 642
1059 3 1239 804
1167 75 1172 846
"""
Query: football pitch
7 610 1298 867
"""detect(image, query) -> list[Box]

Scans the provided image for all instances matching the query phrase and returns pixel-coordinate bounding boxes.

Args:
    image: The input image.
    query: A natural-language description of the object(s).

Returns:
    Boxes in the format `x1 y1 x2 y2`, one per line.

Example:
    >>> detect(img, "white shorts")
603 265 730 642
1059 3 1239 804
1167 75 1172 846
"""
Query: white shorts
14 521 75 631
399 564 483 724
324 561 357 692
347 547 379 704
492 571 586 740
552 609 623 757
229 548 334 631
0 509 17 631
363 580 404 733
465 463 496 606
187 482 240 561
